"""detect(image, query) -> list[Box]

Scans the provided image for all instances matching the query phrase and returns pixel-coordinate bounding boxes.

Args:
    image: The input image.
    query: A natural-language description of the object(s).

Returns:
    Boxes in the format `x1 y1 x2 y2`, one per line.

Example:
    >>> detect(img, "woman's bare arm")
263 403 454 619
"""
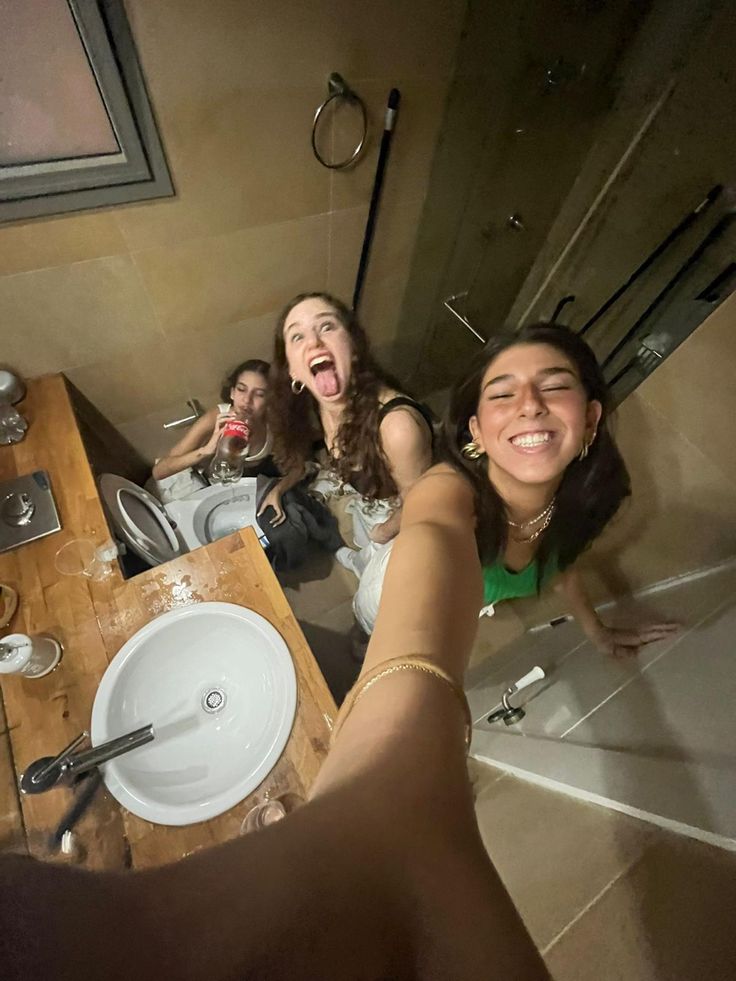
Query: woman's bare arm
554 565 679 658
151 408 226 480
369 408 434 544
0 465 548 981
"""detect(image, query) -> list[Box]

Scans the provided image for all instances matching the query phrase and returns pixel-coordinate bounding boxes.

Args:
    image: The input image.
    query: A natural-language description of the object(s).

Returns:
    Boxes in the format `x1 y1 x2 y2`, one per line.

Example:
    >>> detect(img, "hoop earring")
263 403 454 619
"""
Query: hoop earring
578 430 596 461
461 441 483 461
291 379 305 395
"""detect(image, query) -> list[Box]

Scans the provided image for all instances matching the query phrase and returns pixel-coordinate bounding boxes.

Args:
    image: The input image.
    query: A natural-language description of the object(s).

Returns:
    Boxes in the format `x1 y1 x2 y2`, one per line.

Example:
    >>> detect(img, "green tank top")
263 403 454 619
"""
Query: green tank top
482 553 559 606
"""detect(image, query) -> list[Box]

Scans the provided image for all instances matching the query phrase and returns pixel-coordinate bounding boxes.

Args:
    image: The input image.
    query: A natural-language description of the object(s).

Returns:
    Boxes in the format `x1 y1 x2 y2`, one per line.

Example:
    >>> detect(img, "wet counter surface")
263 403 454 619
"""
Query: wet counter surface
0 375 336 869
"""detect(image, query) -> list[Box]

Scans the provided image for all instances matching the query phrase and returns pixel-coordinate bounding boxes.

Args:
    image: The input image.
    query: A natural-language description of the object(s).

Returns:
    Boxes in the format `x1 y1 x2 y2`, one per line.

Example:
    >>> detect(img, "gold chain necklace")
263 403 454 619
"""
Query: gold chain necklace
510 505 555 543
506 498 555 530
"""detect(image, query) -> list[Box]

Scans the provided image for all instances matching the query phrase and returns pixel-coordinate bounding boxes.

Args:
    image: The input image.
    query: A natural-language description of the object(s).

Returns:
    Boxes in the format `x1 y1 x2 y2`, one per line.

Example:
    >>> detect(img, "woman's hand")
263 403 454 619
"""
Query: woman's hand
587 622 681 659
369 513 401 545
257 484 286 526
204 411 236 454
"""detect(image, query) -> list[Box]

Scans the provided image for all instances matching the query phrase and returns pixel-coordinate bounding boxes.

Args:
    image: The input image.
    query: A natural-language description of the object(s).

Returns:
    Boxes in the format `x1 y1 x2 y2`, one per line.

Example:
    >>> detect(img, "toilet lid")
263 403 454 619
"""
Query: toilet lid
99 474 181 566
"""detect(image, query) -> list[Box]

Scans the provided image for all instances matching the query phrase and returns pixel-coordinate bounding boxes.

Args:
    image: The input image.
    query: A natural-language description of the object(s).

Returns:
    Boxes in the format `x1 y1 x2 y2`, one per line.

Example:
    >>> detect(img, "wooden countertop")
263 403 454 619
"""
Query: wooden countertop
0 375 336 869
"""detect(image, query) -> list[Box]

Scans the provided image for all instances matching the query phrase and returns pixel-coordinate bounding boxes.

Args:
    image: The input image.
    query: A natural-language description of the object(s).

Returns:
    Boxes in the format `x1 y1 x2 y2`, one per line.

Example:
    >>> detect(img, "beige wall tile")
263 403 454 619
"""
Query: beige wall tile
321 0 466 81
545 835 736 979
125 0 464 101
327 206 368 302
0 256 161 377
360 268 415 350
0 212 127 277
132 213 329 336
116 86 330 251
592 392 736 589
65 337 191 425
358 193 430 347
637 294 736 487
175 311 278 399
117 395 219 466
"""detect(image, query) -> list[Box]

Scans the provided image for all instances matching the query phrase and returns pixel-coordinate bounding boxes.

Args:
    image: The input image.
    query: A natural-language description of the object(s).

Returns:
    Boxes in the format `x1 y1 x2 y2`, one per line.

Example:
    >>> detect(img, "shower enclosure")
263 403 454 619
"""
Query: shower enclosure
397 0 736 407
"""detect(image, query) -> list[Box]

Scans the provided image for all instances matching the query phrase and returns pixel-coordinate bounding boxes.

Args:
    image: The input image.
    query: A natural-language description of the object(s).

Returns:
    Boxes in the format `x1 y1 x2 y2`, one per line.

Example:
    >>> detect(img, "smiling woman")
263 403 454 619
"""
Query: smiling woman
436 323 679 658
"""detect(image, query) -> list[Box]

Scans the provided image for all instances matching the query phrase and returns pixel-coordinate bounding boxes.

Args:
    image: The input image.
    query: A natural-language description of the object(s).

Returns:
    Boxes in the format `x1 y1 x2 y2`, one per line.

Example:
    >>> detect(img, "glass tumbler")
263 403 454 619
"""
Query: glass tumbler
55 538 115 581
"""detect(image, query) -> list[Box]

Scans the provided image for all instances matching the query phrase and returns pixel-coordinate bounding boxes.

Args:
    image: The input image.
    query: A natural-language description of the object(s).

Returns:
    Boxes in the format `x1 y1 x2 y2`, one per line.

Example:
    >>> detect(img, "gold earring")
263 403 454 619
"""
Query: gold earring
461 441 483 461
578 430 596 461
291 378 305 395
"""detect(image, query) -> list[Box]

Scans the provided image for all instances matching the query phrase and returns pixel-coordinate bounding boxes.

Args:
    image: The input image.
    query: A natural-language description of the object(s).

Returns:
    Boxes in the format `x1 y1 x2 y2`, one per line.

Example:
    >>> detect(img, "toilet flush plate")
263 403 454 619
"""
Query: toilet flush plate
0 471 61 553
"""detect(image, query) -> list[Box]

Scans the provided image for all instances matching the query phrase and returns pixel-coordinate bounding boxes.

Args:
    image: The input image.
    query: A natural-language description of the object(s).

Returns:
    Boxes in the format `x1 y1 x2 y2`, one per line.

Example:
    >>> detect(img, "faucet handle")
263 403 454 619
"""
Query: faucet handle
20 725 155 796
20 731 89 795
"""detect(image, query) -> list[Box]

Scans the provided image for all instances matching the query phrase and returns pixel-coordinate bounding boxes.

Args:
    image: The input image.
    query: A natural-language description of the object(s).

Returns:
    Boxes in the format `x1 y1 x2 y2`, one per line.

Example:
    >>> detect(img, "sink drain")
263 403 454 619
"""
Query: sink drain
201 687 227 714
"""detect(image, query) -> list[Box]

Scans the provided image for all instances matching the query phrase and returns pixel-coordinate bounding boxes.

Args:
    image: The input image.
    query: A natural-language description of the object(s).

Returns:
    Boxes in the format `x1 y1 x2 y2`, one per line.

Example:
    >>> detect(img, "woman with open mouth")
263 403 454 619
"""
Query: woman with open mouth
269 292 434 641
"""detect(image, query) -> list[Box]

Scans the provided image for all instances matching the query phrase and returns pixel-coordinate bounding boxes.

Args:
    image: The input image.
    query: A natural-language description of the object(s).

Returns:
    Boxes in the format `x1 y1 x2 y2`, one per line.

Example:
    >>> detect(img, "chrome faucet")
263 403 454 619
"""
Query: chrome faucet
19 724 154 795
485 666 546 726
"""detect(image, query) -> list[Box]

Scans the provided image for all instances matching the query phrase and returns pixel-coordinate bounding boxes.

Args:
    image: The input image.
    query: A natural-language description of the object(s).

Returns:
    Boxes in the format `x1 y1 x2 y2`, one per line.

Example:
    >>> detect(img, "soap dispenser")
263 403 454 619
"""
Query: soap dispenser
0 633 62 678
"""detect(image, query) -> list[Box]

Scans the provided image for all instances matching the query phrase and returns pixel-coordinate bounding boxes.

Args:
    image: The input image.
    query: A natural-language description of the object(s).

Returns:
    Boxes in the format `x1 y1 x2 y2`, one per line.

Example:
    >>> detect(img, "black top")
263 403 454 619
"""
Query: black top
242 454 281 479
347 396 435 498
377 396 435 434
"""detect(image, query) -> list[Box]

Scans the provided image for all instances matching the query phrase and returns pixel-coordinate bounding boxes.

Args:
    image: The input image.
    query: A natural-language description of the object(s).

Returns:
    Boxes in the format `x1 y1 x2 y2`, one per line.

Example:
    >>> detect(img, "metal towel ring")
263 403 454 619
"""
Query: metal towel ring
312 72 368 170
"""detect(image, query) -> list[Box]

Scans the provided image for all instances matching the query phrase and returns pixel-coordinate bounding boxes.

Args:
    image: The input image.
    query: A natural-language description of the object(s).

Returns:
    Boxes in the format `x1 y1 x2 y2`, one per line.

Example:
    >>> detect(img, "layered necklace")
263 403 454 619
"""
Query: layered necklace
507 498 555 544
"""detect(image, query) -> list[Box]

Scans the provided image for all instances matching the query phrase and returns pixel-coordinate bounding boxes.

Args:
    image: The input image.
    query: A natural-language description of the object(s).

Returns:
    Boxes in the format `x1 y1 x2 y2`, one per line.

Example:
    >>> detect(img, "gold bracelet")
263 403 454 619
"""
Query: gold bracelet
331 655 471 751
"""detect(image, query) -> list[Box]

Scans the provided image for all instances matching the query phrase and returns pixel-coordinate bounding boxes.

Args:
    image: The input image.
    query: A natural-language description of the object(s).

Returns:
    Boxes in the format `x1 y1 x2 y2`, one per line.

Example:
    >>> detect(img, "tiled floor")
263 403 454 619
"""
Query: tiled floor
278 549 362 704
281 548 736 978
469 561 736 845
470 759 736 980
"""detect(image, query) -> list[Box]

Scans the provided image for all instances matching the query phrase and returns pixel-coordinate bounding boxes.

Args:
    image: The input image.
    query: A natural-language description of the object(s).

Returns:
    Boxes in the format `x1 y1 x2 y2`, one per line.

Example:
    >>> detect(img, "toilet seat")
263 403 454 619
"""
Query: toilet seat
99 474 182 567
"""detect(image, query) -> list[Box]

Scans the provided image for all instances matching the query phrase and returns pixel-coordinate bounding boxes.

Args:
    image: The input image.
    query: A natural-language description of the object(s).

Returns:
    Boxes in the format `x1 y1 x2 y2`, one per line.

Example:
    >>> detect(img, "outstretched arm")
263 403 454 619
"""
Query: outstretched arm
0 466 548 981
554 564 680 658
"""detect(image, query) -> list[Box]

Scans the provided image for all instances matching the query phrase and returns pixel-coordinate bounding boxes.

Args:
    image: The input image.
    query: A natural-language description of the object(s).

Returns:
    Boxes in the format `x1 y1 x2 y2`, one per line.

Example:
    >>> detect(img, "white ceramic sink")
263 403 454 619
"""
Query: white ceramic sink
91 602 297 826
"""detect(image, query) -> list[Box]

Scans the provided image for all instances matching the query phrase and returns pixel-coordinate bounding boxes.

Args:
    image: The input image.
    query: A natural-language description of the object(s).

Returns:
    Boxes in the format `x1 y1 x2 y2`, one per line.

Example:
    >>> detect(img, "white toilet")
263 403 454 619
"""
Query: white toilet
99 474 275 568
164 476 274 551
99 473 184 567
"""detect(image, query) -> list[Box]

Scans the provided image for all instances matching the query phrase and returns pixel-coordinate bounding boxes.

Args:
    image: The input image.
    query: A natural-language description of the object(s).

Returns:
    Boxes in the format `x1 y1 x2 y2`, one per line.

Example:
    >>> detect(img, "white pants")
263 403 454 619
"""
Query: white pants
352 540 394 634
343 494 395 635
311 470 398 634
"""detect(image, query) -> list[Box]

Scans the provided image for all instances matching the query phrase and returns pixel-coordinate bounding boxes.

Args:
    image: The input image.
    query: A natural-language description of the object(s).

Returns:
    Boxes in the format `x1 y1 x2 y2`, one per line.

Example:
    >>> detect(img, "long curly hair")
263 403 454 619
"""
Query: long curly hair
442 323 631 587
269 292 401 500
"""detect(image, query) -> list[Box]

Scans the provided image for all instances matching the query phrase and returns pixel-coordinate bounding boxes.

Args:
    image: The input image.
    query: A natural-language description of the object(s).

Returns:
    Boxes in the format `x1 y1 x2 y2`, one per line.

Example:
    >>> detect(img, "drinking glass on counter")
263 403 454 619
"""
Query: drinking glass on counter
240 791 303 834
54 538 117 581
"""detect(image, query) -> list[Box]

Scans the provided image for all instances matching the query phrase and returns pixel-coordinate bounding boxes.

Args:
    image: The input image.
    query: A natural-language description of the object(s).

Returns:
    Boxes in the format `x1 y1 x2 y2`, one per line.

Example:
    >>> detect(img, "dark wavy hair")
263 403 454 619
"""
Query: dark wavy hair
442 323 631 587
220 359 270 403
270 292 400 500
